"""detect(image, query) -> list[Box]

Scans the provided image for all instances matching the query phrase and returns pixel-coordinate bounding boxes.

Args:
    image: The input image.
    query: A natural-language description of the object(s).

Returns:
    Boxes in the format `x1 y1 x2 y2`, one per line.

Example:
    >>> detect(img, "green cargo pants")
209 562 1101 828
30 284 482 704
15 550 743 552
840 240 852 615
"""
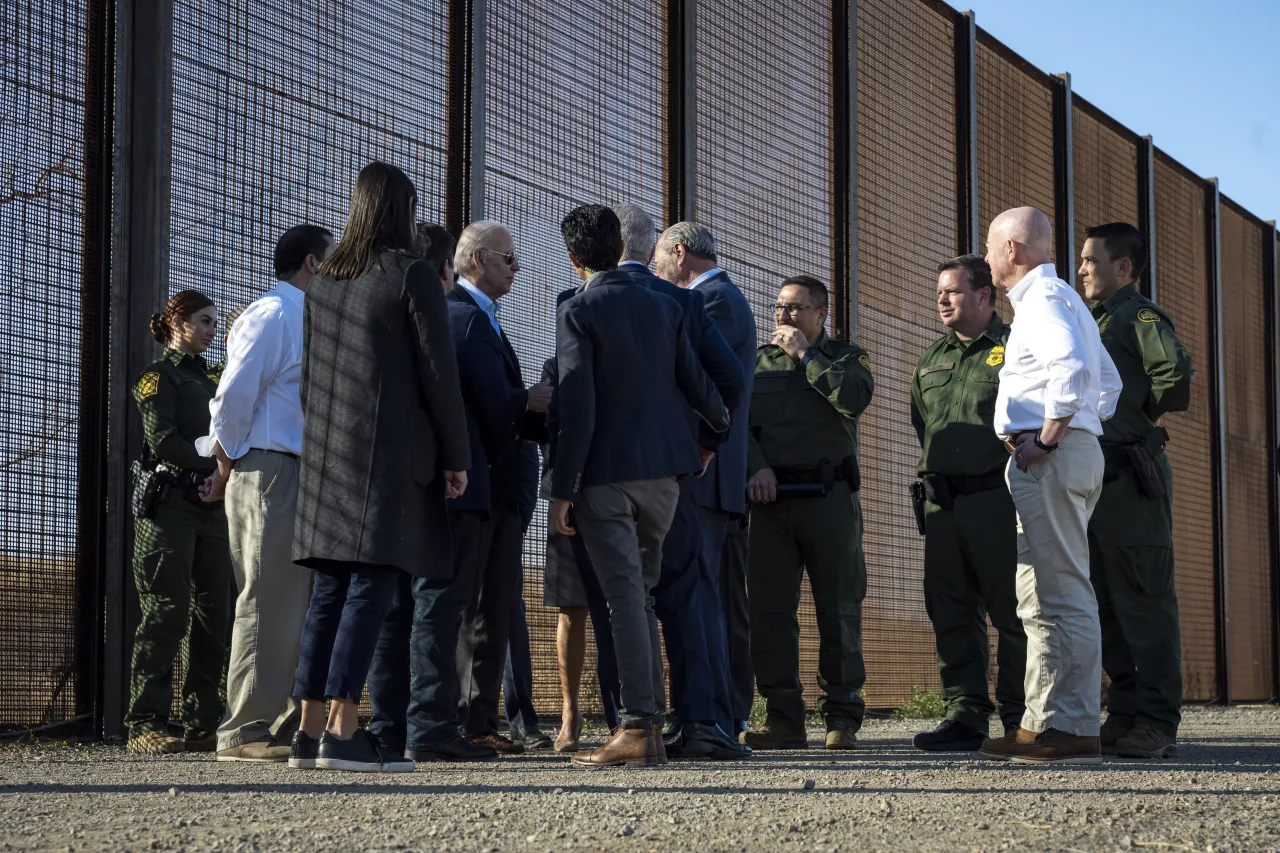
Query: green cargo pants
125 489 233 738
1088 451 1182 737
747 481 867 730
923 486 1026 732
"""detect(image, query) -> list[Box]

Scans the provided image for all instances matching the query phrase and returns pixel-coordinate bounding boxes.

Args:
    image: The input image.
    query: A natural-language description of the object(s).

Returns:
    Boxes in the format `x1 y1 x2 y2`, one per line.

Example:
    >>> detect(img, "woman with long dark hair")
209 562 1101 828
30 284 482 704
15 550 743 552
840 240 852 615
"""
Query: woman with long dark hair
289 162 470 772
126 290 233 755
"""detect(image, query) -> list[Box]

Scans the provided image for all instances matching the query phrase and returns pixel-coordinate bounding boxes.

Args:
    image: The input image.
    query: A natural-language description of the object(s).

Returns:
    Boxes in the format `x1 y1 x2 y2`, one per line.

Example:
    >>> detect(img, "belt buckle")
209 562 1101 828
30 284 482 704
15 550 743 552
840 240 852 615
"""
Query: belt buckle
1002 436 1017 454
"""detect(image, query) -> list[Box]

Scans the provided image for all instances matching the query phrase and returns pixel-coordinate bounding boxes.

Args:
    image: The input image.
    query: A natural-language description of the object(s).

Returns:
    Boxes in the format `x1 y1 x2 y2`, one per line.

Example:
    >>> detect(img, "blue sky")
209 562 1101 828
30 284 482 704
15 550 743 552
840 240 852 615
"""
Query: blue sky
965 0 1279 223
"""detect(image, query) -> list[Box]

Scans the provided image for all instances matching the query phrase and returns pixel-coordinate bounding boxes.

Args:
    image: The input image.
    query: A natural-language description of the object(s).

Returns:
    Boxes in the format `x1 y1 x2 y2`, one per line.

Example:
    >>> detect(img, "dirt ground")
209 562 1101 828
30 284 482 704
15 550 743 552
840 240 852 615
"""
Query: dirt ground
1 705 1278 853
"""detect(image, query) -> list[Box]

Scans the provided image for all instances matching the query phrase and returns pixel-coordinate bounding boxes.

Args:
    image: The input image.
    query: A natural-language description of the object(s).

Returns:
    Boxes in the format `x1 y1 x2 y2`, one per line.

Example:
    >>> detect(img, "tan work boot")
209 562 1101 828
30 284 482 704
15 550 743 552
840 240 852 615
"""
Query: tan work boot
824 719 858 750
1100 715 1133 755
1009 728 1102 765
572 727 663 768
741 721 808 750
979 726 1031 761
127 731 184 756
1113 724 1177 759
216 736 290 763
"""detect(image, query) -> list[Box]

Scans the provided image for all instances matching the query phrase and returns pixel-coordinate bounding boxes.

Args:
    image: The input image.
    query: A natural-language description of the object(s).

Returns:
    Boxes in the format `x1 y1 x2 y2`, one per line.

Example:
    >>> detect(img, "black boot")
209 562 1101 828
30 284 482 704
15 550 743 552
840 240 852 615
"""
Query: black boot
408 735 499 762
913 719 987 752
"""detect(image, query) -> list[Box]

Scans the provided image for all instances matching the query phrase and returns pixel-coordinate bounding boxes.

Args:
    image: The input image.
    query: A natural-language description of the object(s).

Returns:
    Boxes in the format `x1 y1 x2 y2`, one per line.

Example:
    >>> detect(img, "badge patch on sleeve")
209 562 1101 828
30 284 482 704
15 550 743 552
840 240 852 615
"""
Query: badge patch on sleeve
136 372 160 400
1137 308 1160 323
986 345 1005 367
858 354 871 372
207 373 220 386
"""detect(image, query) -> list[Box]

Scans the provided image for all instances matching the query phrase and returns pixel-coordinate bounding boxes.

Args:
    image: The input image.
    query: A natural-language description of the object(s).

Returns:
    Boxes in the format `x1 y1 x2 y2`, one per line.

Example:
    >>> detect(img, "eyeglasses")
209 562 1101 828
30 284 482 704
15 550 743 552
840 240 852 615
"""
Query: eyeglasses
773 303 822 315
482 248 519 266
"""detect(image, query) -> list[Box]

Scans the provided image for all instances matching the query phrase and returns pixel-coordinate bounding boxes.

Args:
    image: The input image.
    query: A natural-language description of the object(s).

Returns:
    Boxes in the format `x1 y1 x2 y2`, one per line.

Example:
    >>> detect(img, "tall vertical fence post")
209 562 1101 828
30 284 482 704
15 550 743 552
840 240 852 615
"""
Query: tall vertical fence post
1052 72 1074 284
954 9 978 256
1205 178 1230 704
1137 135 1157 302
446 0 484 235
831 0 856 340
665 0 697 225
1265 220 1280 702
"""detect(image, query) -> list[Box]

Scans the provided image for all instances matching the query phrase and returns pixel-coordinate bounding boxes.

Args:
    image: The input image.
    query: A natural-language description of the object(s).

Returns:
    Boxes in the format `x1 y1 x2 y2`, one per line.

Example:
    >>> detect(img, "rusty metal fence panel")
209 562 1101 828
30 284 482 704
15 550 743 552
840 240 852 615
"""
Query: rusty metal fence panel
1218 202 1275 702
1154 154 1219 701
853 0 957 707
1071 99 1139 264
482 0 668 716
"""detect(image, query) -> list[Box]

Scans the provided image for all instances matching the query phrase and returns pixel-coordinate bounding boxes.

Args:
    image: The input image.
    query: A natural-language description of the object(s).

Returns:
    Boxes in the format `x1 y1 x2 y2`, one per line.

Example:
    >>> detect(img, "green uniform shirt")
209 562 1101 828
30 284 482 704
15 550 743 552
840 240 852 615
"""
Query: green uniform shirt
747 331 874 476
1090 284 1193 445
133 348 219 473
909 312 1010 478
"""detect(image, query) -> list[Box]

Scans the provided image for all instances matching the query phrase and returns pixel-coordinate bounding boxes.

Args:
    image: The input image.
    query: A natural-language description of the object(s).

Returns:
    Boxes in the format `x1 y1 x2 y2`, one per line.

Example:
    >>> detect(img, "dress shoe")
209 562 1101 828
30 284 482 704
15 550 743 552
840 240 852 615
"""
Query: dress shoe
742 721 808 750
316 729 415 773
572 726 663 768
913 719 987 752
183 731 218 753
1008 728 1102 765
288 731 319 769
471 731 525 755
979 726 1029 761
651 725 669 765
512 727 554 750
824 719 858 750
409 736 498 762
685 722 750 760
216 736 290 763
1113 724 1177 759
554 714 583 754
1100 715 1133 755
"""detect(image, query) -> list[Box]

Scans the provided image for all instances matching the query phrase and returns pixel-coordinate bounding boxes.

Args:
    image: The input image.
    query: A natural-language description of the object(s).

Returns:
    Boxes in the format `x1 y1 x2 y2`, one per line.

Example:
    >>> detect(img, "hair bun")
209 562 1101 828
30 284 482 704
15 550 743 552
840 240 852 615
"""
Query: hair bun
148 312 169 345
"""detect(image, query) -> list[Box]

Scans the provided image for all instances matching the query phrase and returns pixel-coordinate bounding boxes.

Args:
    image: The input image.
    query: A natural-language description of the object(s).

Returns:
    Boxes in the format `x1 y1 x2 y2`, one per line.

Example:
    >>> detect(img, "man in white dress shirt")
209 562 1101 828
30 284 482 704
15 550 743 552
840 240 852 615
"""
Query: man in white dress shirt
979 207 1121 766
198 224 334 762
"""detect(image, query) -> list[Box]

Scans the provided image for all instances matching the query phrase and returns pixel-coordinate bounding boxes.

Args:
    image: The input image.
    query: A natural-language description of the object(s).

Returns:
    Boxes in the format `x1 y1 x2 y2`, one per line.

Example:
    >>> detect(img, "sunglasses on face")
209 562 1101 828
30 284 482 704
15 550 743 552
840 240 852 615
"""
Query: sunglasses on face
482 248 519 266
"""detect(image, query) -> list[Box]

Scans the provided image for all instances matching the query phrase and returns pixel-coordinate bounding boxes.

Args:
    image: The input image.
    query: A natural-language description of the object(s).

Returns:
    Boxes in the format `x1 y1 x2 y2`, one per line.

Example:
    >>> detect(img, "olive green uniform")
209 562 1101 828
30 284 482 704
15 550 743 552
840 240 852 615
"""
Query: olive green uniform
125 348 233 739
910 313 1026 732
746 332 873 730
1088 284 1192 737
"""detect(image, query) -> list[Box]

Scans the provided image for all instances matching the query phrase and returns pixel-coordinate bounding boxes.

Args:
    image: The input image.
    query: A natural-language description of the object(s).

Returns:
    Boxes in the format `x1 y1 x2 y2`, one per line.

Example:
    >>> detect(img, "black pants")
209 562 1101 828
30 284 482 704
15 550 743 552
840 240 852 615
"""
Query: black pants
713 511 753 725
293 563 399 703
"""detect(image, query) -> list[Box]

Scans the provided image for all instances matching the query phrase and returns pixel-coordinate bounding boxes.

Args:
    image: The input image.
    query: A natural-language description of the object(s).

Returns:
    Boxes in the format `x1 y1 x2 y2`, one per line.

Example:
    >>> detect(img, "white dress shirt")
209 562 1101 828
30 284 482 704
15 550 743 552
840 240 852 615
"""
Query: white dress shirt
993 263 1122 437
455 276 501 334
197 281 306 459
687 267 723 290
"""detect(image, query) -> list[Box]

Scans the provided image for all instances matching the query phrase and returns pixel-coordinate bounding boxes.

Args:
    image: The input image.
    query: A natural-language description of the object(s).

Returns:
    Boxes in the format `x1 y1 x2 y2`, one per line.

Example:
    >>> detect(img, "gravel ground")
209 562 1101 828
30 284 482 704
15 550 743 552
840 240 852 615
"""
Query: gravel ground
2 705 1278 853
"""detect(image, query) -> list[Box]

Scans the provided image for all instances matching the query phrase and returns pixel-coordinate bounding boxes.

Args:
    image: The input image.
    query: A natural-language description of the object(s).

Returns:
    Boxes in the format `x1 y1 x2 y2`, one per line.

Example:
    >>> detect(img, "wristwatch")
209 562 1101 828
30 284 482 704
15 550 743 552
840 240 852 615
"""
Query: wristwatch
799 346 820 367
1033 431 1058 453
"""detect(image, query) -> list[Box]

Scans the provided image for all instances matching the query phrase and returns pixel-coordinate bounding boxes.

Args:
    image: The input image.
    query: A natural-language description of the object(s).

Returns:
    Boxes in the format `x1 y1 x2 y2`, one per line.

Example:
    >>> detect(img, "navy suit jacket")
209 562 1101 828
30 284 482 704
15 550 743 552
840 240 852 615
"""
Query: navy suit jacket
552 269 729 500
692 270 757 515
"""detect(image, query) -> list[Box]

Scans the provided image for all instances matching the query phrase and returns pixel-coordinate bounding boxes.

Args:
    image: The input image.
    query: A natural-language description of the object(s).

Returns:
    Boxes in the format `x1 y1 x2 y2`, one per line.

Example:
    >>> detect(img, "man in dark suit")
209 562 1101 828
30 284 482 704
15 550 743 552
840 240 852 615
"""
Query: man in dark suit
449 221 552 755
655 221 759 735
551 204 728 768
613 204 747 760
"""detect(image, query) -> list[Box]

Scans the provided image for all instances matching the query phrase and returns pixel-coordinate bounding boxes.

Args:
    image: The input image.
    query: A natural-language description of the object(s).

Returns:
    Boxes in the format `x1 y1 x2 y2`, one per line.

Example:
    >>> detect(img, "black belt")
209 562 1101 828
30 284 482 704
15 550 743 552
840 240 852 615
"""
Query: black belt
918 468 1005 510
772 455 861 497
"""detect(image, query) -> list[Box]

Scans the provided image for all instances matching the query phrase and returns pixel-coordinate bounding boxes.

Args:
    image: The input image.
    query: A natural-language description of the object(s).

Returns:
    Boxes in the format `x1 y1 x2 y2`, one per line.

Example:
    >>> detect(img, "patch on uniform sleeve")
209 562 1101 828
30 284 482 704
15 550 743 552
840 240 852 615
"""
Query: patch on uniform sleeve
1137 308 1160 323
207 373 220 386
1098 315 1112 335
985 345 1005 367
136 372 160 400
858 354 871 372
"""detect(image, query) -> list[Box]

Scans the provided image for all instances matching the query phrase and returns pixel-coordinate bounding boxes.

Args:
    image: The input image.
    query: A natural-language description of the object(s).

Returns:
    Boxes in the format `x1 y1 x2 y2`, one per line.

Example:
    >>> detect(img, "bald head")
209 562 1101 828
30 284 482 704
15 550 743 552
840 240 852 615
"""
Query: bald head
985 206 1053 289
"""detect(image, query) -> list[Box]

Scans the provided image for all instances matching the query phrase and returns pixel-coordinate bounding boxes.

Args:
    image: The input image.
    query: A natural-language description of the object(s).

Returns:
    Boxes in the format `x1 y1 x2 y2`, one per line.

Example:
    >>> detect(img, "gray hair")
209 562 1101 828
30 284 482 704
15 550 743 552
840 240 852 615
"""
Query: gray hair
613 203 657 262
659 221 717 261
454 220 511 279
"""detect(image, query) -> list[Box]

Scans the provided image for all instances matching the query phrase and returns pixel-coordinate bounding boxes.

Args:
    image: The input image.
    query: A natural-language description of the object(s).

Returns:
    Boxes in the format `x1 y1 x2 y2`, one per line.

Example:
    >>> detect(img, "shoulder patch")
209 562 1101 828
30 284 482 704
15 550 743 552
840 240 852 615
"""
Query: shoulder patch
986 345 1005 367
858 354 871 372
1097 315 1112 335
1137 308 1160 323
136 372 160 400
207 373 220 386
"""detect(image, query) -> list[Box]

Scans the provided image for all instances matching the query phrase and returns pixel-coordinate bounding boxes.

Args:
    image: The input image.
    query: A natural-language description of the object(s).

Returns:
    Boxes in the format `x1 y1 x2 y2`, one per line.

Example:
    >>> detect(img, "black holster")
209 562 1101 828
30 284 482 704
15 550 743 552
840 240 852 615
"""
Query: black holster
909 480 927 535
130 459 173 519
774 455 861 499
1103 427 1169 500
919 472 953 510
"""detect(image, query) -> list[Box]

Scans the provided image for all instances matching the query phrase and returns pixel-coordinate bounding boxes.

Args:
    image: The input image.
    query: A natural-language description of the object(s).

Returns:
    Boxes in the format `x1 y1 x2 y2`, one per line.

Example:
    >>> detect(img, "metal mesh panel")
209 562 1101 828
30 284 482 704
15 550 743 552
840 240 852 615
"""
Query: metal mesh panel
1153 154 1217 701
1218 203 1274 702
1071 104 1138 262
0 0 85 727
168 0 450 717
854 0 956 707
695 0 833 708
976 33 1056 319
483 0 667 717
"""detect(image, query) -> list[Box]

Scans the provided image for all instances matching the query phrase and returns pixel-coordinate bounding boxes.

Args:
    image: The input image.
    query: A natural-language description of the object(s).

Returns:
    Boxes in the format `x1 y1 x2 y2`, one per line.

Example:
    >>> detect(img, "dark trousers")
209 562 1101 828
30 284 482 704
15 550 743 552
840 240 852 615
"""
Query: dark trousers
502 597 539 732
654 479 717 725
458 504 524 736
568 517 623 731
710 509 753 725
368 511 484 749
293 563 399 703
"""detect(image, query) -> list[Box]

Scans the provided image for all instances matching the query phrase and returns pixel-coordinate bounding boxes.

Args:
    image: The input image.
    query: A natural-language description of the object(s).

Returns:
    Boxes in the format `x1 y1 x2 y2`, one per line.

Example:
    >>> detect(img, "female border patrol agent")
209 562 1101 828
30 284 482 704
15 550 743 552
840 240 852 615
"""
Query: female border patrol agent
125 290 233 755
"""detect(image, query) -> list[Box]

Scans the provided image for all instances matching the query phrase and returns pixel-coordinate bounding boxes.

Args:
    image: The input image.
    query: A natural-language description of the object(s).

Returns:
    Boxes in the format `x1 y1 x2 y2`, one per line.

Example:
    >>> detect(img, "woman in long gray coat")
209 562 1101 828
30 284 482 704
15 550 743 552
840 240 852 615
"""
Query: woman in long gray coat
289 161 470 773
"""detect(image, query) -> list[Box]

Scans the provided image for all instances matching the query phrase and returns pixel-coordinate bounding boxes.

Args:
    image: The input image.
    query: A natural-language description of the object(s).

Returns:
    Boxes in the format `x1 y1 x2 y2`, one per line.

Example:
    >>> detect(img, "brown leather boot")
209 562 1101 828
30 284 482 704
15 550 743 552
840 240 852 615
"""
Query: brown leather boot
651 725 669 765
979 726 1034 761
571 727 663 768
1009 728 1102 765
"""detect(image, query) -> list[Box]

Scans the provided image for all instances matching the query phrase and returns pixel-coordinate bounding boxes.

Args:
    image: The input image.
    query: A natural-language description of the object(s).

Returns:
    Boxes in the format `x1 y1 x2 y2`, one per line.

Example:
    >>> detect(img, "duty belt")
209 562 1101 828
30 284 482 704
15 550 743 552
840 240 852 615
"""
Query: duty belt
772 455 861 498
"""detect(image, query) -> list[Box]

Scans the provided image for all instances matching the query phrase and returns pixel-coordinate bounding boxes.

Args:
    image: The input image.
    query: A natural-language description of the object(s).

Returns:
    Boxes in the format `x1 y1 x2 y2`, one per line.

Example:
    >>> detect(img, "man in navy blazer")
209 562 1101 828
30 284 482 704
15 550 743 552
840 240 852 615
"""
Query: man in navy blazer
613 204 747 759
551 204 728 768
655 221 759 734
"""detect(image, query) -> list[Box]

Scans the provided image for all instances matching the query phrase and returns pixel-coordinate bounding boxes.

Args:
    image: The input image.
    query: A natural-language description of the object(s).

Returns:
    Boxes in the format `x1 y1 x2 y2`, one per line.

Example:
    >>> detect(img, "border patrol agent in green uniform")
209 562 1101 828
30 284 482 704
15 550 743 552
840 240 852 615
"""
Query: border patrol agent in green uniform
741 276 873 751
125 291 234 755
908 255 1027 752
1079 223 1192 760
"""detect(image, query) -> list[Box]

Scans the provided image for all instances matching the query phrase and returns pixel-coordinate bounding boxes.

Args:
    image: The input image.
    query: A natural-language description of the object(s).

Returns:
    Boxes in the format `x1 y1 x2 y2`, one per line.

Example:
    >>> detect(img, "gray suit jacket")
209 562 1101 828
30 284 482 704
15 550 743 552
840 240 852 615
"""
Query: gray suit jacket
293 253 470 579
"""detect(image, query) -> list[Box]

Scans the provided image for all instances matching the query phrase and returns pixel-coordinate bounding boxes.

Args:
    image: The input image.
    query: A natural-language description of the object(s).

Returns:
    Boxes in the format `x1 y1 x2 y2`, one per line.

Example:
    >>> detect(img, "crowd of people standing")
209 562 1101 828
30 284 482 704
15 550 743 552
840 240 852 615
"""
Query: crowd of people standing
124 159 1192 772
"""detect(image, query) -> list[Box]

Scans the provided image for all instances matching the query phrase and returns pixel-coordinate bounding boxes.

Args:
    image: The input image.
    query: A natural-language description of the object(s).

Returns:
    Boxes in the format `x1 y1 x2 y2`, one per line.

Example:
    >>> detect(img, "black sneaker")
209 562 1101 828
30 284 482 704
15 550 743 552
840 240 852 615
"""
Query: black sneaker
288 731 320 769
315 729 415 773
913 719 988 752
408 735 499 762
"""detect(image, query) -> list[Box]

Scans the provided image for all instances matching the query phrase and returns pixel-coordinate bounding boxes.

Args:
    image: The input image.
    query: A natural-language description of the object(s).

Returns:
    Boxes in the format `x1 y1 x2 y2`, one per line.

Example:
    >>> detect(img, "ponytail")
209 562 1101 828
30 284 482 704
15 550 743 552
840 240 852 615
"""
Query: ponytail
150 289 215 347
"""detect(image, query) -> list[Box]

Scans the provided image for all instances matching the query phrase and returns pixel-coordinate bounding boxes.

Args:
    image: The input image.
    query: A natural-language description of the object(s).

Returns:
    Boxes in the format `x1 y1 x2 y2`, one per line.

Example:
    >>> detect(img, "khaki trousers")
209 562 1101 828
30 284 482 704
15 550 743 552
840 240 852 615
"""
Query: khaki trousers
217 450 313 750
1006 429 1104 738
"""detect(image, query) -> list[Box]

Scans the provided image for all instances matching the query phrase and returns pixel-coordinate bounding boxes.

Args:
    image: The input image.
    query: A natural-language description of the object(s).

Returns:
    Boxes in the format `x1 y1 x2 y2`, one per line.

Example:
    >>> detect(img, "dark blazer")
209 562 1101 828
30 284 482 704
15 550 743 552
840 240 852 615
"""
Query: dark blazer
294 253 470 579
446 287 547 511
552 269 729 500
693 270 757 516
618 261 744 450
